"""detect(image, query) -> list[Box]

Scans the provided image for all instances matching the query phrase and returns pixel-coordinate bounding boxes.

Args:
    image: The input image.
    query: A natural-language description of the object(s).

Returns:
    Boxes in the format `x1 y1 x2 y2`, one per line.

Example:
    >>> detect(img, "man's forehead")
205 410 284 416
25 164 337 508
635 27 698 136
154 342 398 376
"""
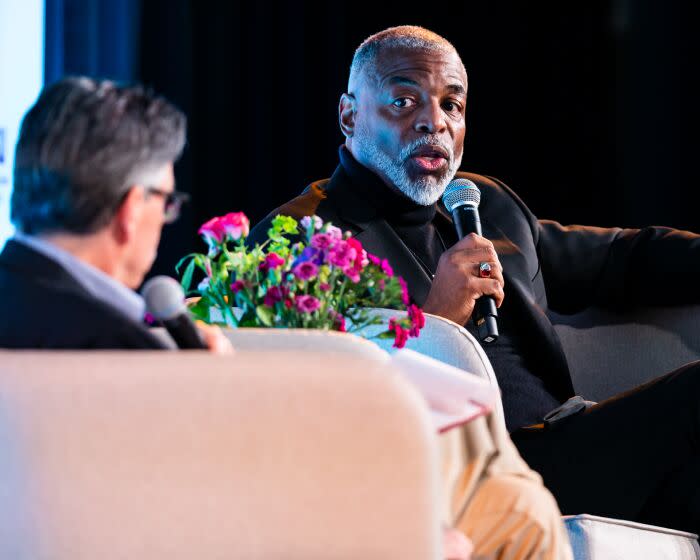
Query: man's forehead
372 47 467 90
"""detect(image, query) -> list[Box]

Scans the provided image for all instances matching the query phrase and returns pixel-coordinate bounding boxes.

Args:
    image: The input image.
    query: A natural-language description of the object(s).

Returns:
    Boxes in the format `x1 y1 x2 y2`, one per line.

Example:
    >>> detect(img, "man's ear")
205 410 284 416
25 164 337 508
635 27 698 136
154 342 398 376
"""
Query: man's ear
339 93 357 138
113 186 144 244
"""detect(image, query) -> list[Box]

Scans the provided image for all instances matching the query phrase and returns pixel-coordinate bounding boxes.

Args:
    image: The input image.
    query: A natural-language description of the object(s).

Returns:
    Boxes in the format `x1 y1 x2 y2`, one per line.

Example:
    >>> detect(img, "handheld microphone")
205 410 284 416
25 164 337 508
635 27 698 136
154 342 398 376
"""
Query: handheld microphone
442 178 499 343
142 276 208 349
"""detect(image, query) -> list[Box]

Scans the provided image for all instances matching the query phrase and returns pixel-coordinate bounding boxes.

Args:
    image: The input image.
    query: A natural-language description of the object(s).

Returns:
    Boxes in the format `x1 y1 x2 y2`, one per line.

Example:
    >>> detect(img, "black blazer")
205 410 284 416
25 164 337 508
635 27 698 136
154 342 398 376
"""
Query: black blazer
0 240 166 349
250 163 700 401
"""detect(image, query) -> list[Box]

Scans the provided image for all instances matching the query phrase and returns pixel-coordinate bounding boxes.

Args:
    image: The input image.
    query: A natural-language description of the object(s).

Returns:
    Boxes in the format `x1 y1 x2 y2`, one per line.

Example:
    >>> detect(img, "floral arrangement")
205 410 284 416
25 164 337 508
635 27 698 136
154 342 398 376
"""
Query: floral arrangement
176 212 424 347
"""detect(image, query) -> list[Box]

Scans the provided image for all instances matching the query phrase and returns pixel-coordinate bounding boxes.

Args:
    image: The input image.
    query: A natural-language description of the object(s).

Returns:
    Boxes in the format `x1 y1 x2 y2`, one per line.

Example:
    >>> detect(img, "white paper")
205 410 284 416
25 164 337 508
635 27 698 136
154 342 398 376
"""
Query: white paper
391 349 499 433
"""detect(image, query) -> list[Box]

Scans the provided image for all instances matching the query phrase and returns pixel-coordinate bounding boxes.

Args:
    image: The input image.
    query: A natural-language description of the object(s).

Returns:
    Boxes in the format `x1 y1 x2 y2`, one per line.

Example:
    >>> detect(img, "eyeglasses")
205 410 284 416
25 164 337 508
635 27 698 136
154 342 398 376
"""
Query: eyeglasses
144 186 190 224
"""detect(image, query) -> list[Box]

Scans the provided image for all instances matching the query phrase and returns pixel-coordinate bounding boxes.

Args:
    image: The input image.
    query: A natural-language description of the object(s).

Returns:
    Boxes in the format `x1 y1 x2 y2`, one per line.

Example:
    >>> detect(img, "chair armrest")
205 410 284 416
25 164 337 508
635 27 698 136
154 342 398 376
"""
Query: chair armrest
550 305 700 401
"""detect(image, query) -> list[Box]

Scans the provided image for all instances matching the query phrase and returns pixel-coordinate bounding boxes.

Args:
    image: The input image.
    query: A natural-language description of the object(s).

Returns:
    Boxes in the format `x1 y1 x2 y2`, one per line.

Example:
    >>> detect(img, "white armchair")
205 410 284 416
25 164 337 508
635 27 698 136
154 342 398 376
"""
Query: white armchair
0 345 442 559
359 308 700 560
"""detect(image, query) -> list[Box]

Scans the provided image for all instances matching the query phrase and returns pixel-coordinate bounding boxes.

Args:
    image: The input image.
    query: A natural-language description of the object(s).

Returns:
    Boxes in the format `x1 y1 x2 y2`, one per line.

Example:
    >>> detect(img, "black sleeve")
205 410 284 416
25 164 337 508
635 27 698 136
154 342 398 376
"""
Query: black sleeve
537 220 700 313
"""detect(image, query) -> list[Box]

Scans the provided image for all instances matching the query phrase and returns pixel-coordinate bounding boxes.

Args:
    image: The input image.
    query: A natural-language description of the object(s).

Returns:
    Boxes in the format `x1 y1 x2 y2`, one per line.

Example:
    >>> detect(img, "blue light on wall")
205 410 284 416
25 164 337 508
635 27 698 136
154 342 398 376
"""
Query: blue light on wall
0 0 44 248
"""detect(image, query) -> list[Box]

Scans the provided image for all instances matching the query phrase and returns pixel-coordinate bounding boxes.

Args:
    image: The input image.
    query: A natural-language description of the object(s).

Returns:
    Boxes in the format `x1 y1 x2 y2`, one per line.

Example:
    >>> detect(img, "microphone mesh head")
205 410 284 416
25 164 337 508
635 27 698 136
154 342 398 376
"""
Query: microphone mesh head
442 178 481 211
142 276 187 321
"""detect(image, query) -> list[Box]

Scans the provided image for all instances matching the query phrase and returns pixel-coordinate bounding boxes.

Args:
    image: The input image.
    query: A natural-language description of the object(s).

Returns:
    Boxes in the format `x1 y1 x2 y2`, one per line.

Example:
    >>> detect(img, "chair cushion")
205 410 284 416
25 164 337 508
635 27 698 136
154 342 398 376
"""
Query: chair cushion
564 514 700 559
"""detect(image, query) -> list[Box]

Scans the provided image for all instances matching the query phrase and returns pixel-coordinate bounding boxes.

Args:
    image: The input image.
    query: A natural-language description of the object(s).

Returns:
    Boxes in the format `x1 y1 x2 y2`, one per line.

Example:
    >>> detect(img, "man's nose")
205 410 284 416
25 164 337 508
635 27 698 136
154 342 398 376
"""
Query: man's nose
414 100 447 134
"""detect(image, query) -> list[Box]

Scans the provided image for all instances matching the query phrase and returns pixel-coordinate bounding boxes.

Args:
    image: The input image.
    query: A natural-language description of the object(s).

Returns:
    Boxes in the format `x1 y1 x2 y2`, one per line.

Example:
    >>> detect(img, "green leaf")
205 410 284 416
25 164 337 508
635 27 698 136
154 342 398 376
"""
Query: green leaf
188 298 211 322
376 331 396 339
175 253 199 274
255 305 275 327
180 258 197 292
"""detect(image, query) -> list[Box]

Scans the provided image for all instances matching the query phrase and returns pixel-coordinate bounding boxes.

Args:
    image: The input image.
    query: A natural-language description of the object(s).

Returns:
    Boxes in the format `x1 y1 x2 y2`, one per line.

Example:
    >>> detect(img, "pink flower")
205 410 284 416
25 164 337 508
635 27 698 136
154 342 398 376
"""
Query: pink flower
198 212 249 254
398 276 410 305
342 265 361 283
407 304 425 337
199 217 227 254
389 318 409 349
220 212 250 241
381 259 394 277
259 252 286 271
329 311 347 332
325 225 343 239
327 240 356 267
311 233 333 250
367 253 381 266
264 286 285 306
378 279 386 291
341 238 366 283
346 238 368 267
230 280 245 293
319 282 331 292
292 261 318 281
295 295 321 314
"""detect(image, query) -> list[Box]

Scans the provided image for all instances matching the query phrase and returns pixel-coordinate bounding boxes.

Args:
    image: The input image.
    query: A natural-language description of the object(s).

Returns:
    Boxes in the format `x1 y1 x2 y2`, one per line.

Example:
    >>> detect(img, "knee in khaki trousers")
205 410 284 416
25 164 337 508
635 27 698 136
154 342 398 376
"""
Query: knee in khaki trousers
440 412 573 560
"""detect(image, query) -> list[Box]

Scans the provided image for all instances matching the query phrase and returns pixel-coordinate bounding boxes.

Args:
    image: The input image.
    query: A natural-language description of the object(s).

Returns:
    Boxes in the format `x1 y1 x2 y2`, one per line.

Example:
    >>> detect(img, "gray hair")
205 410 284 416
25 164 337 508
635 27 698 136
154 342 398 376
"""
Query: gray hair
348 26 463 91
12 76 186 235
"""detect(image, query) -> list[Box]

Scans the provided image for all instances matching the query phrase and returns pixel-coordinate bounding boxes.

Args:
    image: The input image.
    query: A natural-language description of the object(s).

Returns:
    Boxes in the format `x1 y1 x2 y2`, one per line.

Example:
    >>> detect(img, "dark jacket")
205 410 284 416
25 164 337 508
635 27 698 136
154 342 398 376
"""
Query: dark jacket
0 240 166 349
249 161 700 401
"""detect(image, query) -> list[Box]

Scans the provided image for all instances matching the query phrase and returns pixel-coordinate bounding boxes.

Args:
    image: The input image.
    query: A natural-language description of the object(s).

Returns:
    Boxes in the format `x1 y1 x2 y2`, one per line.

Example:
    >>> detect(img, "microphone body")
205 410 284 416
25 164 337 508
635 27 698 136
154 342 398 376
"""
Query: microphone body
442 179 499 344
142 276 208 349
161 313 208 349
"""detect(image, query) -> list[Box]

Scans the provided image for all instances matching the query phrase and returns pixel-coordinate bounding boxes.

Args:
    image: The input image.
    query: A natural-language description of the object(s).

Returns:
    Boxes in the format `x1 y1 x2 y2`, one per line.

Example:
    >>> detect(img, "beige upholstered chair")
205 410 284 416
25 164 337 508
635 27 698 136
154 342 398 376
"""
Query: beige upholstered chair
0 347 441 560
358 308 700 560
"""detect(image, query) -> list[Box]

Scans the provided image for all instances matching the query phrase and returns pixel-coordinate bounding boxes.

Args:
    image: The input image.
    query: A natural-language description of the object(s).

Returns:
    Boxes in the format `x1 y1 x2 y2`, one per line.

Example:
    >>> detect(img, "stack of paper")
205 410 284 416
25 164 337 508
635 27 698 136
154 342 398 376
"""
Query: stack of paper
391 349 499 433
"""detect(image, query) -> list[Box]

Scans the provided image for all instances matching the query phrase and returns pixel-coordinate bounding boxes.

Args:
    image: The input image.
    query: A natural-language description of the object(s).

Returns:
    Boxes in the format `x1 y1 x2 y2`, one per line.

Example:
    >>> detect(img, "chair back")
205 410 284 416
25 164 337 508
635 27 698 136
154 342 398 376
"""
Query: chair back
0 348 440 559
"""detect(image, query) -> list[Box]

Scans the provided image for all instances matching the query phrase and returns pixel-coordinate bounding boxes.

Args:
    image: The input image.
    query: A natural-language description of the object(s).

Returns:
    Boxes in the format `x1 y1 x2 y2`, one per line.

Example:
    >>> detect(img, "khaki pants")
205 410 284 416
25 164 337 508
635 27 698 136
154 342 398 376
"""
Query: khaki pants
441 412 573 560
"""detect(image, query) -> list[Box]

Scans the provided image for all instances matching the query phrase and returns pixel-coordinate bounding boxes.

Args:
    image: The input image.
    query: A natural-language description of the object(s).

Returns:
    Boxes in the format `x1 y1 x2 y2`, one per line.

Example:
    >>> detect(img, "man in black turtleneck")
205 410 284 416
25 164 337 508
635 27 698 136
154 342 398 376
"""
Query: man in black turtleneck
250 25 700 555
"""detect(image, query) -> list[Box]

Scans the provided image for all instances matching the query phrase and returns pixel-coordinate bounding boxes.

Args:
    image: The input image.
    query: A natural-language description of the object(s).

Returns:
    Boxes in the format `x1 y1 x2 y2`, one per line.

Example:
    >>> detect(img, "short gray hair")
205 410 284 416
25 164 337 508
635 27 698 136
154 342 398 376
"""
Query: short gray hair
12 76 186 235
348 26 463 90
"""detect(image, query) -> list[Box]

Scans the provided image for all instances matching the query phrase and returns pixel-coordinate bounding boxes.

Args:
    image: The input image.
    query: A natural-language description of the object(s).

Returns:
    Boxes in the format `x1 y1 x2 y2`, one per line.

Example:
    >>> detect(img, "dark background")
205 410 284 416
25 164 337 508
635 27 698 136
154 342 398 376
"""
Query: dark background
46 0 700 279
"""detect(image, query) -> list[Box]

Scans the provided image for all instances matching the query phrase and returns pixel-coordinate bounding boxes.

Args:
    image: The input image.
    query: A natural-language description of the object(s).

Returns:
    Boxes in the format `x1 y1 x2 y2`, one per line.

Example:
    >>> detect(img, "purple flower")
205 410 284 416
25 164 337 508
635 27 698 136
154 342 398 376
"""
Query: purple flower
264 286 286 306
311 233 333 250
293 261 318 281
230 280 245 293
259 252 286 272
295 295 321 314
293 246 324 267
300 215 323 231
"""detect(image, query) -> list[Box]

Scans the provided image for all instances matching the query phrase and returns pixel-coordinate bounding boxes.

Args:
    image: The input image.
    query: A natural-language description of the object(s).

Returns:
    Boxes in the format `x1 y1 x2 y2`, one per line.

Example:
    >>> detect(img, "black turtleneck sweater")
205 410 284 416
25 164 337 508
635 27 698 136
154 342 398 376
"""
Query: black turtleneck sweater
339 147 562 431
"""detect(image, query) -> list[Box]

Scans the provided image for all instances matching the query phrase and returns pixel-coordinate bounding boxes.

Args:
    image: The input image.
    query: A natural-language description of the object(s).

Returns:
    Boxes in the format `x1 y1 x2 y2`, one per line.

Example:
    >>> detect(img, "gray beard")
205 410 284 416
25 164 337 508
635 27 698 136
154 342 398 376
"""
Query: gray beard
353 123 462 205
